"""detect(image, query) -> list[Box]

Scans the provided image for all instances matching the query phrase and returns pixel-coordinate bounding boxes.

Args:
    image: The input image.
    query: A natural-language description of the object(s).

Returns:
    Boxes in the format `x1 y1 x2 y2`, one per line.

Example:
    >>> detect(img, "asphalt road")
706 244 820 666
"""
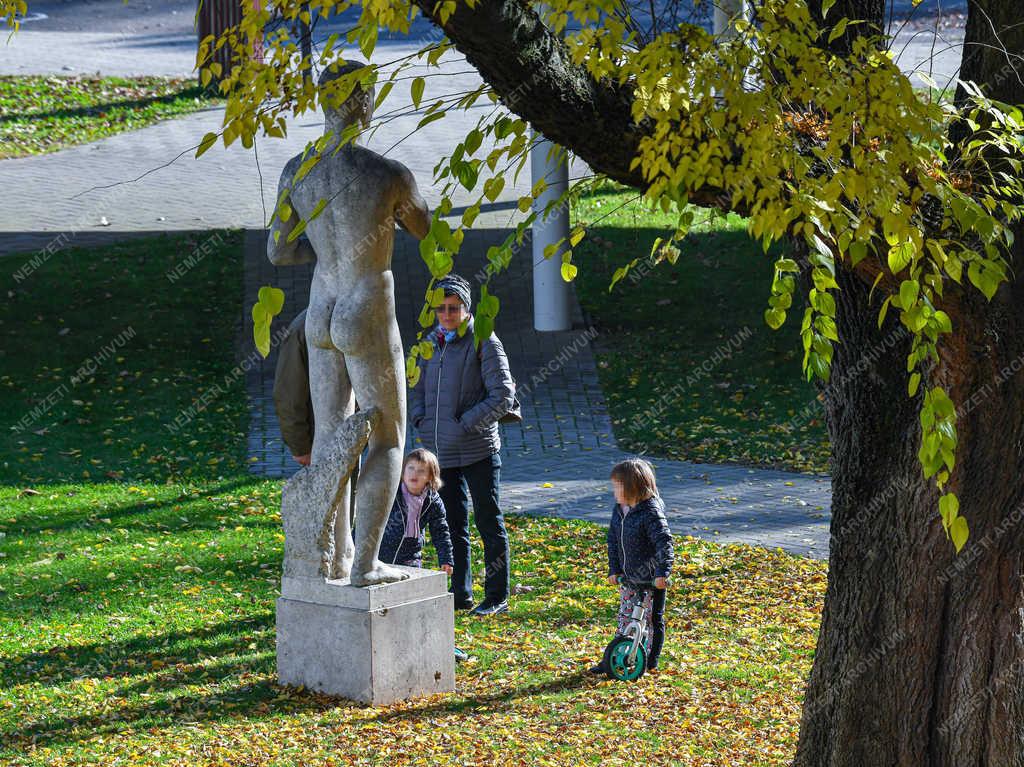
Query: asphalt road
12 0 967 35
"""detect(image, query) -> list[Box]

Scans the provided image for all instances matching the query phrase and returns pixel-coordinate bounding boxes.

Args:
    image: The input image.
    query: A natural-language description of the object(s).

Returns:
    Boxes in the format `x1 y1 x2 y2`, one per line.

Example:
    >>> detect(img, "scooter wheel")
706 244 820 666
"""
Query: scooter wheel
603 635 647 681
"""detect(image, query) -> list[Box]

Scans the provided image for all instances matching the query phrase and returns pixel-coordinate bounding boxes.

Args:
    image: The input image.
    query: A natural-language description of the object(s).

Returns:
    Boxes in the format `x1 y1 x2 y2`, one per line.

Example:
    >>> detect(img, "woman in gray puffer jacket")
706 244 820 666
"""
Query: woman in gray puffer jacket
409 273 515 616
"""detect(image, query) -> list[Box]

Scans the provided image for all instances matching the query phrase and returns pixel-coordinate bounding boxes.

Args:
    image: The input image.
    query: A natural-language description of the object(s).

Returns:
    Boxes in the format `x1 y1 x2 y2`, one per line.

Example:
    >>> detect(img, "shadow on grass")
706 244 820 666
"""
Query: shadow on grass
1 476 263 536
370 669 596 723
2 611 598 752
0 612 337 751
1 614 274 689
4 675 314 753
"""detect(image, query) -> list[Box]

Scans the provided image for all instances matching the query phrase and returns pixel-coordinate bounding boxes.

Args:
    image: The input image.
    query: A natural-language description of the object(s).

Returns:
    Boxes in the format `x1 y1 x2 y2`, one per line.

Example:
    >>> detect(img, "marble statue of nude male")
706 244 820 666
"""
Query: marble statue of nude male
268 60 431 586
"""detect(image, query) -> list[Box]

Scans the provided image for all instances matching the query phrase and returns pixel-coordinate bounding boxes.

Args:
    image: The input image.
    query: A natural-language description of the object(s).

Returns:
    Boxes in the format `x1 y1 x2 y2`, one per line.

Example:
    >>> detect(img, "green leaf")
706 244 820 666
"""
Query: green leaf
258 286 285 316
561 262 578 282
979 269 1002 301
374 80 395 109
821 0 836 18
477 288 500 318
462 203 480 228
454 160 479 191
474 314 494 346
827 17 849 44
765 307 786 330
950 514 969 553
428 251 453 279
938 493 959 532
908 371 921 397
254 320 271 358
358 22 378 59
308 197 328 222
483 176 505 202
848 240 868 266
609 266 628 292
899 280 919 308
286 218 308 242
416 111 447 129
465 129 483 155
294 154 319 183
411 77 425 110
196 131 218 159
888 241 914 274
944 256 963 283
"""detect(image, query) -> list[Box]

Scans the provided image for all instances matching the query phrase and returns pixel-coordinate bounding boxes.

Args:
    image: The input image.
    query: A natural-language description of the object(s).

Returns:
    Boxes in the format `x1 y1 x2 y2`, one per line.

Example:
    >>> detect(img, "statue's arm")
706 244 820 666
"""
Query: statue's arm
267 170 317 266
393 165 431 241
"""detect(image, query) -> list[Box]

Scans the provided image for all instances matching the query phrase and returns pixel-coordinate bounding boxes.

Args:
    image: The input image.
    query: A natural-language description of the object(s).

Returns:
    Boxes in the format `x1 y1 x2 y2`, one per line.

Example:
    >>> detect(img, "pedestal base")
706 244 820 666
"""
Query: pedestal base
276 566 455 704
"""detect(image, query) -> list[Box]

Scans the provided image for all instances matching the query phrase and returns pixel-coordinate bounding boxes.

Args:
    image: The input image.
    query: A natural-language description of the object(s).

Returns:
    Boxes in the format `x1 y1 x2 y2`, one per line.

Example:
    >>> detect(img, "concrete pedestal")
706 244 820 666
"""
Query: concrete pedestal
276 566 455 704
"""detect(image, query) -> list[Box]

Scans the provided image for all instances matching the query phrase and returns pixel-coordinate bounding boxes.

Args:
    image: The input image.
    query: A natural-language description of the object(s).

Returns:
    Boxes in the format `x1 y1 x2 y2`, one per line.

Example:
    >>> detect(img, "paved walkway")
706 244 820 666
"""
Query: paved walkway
243 229 834 560
0 39 573 258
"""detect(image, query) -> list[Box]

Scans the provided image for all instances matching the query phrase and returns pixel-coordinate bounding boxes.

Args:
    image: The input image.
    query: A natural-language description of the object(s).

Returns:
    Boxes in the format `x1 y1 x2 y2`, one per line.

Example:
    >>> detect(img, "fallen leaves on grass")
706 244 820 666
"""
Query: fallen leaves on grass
1 502 825 767
0 76 216 158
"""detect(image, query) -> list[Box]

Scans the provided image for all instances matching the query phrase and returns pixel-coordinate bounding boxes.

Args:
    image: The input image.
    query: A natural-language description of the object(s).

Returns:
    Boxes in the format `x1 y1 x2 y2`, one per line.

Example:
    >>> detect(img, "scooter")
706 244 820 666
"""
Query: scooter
602 578 655 681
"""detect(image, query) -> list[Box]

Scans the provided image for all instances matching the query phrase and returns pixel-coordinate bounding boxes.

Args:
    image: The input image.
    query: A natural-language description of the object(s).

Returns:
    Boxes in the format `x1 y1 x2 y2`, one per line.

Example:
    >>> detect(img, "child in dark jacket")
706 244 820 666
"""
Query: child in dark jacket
380 449 469 662
591 457 674 674
380 449 455 572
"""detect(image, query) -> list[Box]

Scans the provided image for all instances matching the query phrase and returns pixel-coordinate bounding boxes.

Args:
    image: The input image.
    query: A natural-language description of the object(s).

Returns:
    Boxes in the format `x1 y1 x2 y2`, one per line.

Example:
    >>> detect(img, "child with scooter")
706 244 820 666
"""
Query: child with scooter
590 458 674 680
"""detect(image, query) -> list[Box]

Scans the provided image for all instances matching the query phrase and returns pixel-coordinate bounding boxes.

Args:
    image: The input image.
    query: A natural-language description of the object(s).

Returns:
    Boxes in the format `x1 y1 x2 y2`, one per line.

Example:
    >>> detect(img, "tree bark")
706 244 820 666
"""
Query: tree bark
794 2 1024 763
792 233 1024 765
412 0 647 187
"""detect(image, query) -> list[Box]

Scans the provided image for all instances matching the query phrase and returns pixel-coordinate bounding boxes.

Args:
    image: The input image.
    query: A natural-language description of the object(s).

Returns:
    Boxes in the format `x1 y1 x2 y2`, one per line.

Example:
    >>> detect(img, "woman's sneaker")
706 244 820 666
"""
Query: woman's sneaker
471 599 508 616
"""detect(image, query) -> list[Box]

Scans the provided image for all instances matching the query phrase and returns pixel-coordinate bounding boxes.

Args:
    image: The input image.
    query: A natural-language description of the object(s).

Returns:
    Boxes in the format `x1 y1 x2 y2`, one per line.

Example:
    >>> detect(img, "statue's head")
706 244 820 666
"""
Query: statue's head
319 60 375 132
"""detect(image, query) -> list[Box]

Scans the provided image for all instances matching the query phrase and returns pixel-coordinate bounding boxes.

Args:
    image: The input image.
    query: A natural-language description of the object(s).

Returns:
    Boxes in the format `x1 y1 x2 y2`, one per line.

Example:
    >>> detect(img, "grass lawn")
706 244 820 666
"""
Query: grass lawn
572 182 831 474
0 76 216 159
0 231 826 765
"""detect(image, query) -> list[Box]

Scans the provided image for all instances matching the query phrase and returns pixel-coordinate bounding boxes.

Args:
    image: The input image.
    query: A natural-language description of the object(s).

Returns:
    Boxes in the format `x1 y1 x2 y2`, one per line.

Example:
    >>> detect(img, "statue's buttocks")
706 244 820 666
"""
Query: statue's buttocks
306 271 397 354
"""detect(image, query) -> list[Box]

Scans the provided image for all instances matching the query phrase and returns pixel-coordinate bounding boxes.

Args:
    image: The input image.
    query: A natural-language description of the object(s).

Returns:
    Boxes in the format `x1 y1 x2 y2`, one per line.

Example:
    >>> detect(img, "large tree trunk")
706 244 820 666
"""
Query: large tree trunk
792 242 1024 765
421 0 1024 760
794 2 1024 763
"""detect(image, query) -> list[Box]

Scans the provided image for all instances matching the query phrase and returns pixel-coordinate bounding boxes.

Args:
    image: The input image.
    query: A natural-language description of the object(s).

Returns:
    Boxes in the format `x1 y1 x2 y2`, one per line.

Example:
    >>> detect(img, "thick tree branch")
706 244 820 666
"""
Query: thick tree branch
412 0 647 187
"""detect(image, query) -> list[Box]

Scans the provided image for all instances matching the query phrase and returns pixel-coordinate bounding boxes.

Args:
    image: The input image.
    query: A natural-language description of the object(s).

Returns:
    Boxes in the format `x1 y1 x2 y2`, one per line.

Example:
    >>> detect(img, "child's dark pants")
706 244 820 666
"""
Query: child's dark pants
617 584 667 669
648 587 666 668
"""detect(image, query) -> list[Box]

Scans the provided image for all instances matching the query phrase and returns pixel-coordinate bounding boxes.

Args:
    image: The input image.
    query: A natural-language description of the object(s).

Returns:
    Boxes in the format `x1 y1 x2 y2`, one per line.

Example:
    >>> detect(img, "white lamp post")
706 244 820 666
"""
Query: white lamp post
530 133 573 331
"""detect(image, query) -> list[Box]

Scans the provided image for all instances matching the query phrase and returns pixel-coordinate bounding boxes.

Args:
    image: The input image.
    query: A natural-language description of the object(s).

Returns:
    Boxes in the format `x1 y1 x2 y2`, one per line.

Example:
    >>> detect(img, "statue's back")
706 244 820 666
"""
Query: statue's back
288 144 406 277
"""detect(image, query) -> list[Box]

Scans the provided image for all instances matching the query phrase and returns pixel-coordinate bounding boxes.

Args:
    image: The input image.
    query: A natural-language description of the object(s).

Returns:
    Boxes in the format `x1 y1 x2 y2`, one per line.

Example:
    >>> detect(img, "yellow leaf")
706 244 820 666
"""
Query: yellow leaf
950 515 969 553
195 131 218 159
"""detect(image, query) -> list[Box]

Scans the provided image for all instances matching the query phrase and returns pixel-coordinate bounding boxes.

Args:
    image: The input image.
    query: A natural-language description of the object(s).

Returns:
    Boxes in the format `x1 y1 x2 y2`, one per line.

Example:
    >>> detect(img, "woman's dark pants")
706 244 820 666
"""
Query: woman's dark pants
439 453 510 605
